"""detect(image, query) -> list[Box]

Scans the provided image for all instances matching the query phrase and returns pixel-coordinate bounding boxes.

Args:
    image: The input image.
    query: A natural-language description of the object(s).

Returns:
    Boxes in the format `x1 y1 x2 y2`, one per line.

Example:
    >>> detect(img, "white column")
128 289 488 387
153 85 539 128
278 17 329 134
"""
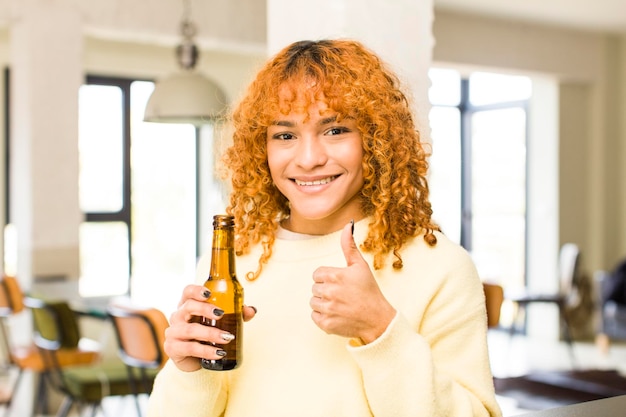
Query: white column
266 0 434 141
9 0 83 289
527 78 560 339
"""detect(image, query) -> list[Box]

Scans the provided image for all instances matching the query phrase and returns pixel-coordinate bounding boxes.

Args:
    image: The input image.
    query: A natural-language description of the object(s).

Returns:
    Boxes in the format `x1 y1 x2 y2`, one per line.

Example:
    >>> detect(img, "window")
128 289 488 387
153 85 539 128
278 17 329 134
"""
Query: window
429 68 531 294
79 76 200 315
79 80 129 297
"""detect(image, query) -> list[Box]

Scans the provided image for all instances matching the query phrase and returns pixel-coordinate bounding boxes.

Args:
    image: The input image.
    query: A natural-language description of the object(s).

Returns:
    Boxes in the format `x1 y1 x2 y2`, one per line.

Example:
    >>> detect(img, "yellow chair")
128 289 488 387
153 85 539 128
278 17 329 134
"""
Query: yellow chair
107 303 169 417
0 276 99 417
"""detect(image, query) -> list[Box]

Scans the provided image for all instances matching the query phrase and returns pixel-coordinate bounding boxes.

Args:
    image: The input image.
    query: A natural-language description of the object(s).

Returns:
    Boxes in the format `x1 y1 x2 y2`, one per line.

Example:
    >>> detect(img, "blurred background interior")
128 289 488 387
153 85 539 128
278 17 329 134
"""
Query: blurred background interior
0 0 626 416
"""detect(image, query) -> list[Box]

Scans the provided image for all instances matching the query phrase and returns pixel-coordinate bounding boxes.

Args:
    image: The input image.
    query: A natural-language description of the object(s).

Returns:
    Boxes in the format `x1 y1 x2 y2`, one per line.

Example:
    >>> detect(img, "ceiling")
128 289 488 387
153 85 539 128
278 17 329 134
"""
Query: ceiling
3 1 623 55
435 0 626 34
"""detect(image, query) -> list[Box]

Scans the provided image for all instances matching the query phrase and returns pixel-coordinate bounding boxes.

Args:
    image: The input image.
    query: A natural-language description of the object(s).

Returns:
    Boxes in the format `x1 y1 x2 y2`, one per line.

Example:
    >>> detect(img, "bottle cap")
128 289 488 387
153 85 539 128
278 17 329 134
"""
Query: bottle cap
213 214 235 228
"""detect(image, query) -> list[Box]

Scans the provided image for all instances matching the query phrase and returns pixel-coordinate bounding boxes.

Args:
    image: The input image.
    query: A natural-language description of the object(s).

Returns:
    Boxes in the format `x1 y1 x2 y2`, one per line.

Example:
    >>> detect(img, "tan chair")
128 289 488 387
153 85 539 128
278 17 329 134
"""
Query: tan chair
0 384 11 417
107 303 169 417
483 282 504 329
0 276 99 417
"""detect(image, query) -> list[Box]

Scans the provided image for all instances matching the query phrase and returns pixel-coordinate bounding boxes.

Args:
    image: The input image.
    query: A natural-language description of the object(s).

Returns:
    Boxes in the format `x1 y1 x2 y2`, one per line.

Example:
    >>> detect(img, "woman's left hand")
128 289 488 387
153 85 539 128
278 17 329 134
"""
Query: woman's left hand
310 222 396 344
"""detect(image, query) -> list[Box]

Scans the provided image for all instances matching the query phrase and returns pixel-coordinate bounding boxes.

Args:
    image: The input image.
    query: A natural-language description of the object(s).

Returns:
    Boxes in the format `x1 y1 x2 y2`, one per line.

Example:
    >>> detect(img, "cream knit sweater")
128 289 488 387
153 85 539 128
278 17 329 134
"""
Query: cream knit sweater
147 220 502 417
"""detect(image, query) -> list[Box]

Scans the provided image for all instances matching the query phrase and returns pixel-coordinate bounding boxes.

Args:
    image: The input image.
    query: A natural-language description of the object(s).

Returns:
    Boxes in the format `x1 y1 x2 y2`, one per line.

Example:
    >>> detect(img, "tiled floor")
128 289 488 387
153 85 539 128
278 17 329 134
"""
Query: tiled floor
4 331 626 417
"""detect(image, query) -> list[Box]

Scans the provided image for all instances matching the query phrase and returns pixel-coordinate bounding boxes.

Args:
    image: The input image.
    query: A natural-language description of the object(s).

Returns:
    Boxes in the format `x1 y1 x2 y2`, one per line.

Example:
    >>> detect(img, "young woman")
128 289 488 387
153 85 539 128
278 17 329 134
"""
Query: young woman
147 39 502 417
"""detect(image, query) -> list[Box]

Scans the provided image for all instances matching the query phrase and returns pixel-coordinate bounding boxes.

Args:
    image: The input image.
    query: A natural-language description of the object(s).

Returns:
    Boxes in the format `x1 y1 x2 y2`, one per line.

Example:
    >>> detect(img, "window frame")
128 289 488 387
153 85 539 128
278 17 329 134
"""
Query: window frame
430 72 530 289
81 75 203 299
458 78 530 253
82 75 134 286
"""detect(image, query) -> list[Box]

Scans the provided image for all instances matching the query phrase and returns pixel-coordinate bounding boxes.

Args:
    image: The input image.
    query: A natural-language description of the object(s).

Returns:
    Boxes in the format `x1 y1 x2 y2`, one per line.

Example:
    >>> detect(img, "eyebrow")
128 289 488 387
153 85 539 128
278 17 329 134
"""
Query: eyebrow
271 115 338 128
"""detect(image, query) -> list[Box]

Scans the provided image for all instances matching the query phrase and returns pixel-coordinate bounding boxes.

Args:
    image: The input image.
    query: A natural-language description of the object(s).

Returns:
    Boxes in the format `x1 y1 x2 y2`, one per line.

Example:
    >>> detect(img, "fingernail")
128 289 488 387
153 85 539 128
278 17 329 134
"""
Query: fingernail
220 333 235 342
213 308 224 317
350 219 354 235
202 290 211 299
250 306 258 314
216 349 227 357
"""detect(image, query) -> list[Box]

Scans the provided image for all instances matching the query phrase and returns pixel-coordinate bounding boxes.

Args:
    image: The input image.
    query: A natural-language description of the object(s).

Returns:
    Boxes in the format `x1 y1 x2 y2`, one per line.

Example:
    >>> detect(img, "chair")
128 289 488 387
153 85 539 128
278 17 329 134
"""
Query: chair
505 243 581 366
483 282 504 329
107 303 169 417
25 297 149 417
0 276 99 417
595 259 626 353
0 381 11 417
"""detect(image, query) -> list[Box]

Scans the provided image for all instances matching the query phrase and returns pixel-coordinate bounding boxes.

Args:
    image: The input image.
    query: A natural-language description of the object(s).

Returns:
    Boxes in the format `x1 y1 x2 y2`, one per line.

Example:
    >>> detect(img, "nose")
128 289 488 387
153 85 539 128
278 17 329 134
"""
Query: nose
294 136 328 169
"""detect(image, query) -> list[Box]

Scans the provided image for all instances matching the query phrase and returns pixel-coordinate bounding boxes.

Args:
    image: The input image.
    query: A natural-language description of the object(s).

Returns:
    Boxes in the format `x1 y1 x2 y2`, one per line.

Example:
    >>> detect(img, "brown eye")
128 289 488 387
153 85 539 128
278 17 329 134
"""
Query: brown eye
273 133 295 140
326 127 348 136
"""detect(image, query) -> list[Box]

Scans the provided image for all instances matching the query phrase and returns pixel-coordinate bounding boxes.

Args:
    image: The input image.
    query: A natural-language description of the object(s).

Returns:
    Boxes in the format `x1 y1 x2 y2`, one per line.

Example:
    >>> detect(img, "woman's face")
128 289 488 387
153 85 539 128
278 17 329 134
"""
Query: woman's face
266 98 365 235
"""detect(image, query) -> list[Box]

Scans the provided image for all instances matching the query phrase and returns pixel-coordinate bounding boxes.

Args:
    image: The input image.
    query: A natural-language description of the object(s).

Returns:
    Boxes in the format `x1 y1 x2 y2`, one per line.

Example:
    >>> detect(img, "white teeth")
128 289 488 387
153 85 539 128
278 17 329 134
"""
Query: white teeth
295 176 336 186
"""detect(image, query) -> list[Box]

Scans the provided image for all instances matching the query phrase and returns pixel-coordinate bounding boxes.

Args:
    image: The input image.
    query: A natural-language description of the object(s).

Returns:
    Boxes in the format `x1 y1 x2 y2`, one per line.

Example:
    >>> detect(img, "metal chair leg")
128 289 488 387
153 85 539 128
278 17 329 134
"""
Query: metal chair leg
56 397 74 417
1 368 23 417
90 403 100 417
31 371 50 417
559 305 577 368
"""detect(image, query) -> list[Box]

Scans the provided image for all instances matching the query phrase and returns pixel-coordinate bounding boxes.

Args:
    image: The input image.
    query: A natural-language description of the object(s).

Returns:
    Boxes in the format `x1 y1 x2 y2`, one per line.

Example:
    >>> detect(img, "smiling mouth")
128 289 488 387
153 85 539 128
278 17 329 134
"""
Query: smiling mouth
294 176 337 186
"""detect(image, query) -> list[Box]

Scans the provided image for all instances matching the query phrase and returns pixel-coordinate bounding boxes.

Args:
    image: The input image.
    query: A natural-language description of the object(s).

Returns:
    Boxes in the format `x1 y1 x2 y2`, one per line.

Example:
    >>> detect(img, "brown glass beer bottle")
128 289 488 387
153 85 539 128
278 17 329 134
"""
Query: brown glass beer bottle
201 214 243 371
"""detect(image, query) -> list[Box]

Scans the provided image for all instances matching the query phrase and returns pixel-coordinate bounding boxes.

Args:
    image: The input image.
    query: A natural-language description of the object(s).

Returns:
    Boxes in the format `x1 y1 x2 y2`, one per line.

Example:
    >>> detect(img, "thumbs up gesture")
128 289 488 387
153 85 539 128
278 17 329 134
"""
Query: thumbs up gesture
310 221 397 344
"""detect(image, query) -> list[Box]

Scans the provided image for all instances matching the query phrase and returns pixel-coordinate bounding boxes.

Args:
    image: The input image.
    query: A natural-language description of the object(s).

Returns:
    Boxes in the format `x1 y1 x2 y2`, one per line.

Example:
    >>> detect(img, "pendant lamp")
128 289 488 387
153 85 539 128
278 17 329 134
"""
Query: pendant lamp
144 1 227 125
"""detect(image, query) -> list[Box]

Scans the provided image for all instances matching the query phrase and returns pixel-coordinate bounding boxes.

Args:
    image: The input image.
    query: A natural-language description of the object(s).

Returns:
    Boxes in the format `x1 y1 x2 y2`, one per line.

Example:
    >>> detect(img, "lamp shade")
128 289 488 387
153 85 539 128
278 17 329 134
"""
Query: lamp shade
144 70 228 125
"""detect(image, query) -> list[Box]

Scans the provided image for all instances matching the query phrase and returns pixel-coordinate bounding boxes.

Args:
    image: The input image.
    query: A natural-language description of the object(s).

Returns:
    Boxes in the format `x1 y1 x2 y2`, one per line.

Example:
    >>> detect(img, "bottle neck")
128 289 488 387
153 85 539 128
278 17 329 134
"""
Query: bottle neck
209 228 236 278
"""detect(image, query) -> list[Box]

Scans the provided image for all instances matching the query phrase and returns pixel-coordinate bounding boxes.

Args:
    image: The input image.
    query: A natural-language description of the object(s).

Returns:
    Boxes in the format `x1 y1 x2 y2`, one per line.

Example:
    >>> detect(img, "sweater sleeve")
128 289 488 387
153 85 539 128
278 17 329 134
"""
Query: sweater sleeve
146 361 228 417
347 258 502 417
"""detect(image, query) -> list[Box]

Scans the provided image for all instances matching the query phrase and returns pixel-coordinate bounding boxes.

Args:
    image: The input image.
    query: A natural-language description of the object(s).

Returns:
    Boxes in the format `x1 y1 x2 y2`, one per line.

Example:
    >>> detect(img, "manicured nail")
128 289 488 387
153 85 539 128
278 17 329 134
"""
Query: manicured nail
250 306 258 314
202 290 211 299
216 349 227 357
220 333 235 342
213 308 224 317
350 219 354 235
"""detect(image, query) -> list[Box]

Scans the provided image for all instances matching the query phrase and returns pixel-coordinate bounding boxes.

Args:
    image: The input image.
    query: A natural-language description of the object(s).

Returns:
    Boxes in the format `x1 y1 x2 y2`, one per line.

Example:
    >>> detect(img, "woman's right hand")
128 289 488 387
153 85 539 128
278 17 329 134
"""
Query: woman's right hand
163 284 256 372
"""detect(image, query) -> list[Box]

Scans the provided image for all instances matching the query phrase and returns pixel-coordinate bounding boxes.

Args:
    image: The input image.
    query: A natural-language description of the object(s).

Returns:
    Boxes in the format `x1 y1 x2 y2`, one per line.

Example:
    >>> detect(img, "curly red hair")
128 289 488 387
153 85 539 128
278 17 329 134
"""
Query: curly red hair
222 39 439 281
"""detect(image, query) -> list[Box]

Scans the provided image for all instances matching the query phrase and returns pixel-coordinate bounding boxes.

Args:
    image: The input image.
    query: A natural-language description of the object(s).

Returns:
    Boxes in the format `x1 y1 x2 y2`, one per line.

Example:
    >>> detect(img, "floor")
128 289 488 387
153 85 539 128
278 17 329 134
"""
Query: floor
489 329 626 416
3 331 626 417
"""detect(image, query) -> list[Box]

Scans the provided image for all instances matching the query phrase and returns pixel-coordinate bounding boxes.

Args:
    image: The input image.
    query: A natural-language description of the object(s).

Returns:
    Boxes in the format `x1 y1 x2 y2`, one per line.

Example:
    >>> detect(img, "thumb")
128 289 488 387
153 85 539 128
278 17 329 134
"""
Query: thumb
341 220 365 267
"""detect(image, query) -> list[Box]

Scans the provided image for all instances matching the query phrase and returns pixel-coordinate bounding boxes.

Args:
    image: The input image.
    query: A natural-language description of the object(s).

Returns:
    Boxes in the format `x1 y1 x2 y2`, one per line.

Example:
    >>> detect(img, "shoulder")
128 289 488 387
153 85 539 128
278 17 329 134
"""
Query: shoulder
401 231 476 272
387 231 482 297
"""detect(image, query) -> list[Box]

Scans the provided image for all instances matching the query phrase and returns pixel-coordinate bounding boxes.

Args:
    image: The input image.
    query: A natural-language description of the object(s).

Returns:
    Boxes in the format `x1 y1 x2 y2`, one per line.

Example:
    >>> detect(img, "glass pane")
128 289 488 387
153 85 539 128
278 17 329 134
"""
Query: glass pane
469 72 532 105
79 222 129 296
428 68 461 106
128 81 198 316
197 123 229 255
78 84 124 212
471 107 526 290
428 106 461 243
